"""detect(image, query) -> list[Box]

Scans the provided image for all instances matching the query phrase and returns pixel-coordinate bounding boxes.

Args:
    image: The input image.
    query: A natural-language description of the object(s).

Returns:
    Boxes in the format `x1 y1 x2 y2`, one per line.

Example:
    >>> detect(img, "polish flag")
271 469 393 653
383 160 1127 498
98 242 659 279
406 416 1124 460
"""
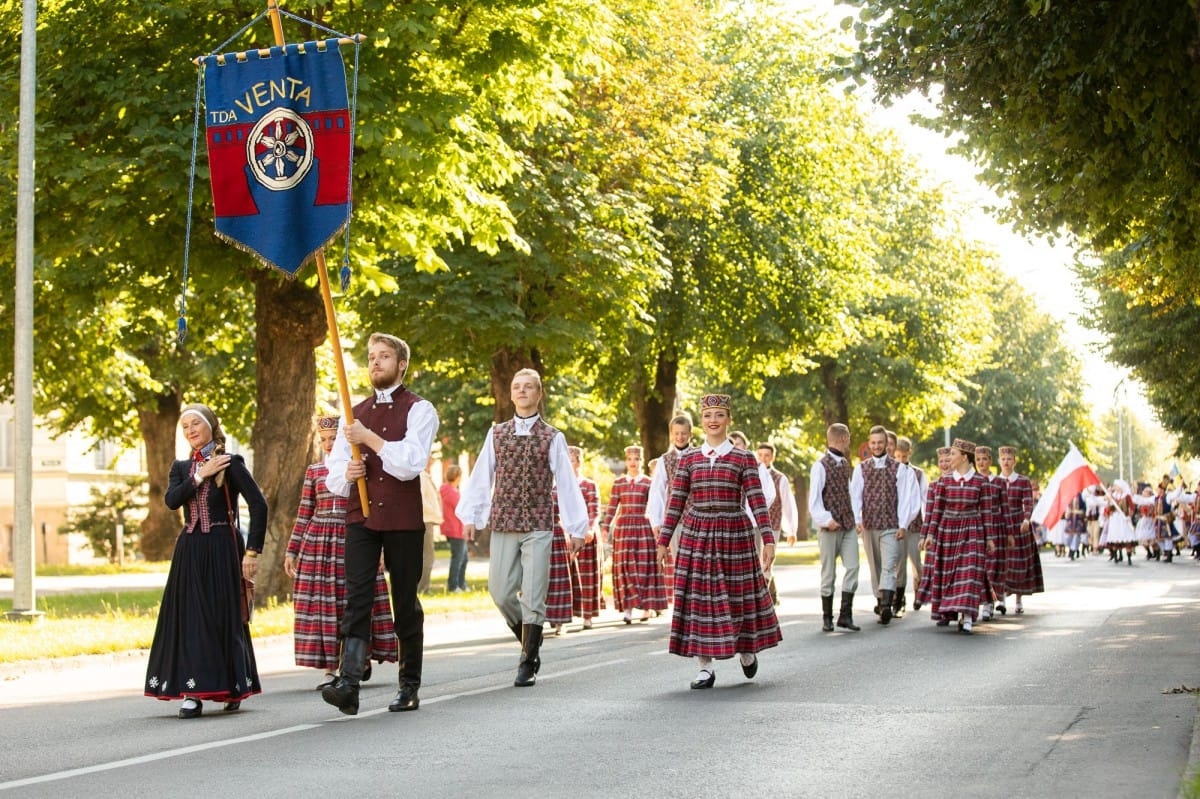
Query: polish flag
1031 443 1103 528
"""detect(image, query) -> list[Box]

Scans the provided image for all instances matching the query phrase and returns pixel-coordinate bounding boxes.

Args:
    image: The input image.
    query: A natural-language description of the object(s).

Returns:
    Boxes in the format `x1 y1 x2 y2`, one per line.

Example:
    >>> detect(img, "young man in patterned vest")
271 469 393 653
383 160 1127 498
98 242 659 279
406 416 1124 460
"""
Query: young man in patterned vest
756 442 798 605
809 423 860 632
892 436 927 618
646 413 696 533
457 368 588 687
324 333 441 716
850 425 921 625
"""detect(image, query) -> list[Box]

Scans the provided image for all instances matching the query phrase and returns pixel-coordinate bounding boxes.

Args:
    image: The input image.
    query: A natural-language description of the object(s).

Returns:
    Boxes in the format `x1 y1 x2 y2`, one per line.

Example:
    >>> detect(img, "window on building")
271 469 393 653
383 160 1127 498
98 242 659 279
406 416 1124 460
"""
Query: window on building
93 439 119 471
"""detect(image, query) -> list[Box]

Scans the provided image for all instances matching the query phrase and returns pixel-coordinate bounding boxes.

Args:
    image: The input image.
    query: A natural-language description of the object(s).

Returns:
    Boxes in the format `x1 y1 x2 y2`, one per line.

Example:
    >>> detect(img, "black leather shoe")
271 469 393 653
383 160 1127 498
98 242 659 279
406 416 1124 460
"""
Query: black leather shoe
690 669 716 689
322 679 360 716
514 662 537 687
741 656 758 679
316 673 337 690
388 684 420 712
178 699 202 719
223 701 241 713
362 663 373 683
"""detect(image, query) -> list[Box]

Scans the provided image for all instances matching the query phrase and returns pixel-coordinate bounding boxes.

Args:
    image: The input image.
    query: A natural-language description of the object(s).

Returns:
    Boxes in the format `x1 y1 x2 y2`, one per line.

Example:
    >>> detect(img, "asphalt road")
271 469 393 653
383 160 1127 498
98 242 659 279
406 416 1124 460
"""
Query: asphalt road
1 552 1198 798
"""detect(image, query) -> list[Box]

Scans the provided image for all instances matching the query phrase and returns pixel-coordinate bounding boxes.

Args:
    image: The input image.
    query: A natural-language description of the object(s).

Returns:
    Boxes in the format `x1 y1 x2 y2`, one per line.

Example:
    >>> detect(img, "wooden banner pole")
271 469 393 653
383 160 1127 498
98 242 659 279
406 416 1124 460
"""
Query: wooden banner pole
266 0 370 516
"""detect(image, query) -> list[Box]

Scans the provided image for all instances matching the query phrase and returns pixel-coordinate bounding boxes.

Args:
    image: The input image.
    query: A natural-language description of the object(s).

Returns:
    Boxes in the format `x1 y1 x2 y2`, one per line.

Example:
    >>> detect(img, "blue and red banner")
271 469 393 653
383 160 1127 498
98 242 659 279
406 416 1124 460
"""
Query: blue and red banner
201 40 352 275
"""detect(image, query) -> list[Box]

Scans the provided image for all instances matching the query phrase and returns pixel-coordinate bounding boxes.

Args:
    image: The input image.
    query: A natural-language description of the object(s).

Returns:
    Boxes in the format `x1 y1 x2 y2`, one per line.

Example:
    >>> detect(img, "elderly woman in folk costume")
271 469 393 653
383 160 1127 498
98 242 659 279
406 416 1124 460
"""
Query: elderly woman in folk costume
284 414 397 688
655 394 781 689
916 438 1000 635
145 403 267 718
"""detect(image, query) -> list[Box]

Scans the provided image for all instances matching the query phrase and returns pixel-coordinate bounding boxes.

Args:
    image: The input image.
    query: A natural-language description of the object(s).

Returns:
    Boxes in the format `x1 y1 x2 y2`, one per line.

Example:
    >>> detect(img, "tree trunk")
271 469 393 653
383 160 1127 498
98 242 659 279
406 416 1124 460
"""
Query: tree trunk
250 271 327 601
818 359 849 430
138 388 183 561
489 346 544 423
793 474 810 541
631 348 678 456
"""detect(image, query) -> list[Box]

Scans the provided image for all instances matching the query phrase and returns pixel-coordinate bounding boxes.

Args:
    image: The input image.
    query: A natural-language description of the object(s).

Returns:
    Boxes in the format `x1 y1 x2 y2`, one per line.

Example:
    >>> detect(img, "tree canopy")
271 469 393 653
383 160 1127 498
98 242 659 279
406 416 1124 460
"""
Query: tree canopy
1 0 1096 581
843 0 1200 450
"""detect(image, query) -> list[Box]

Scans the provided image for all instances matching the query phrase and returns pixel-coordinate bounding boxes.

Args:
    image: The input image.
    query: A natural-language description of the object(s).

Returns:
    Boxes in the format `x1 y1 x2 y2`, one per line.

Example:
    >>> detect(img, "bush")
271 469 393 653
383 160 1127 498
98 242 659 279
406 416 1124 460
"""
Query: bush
57 476 147 563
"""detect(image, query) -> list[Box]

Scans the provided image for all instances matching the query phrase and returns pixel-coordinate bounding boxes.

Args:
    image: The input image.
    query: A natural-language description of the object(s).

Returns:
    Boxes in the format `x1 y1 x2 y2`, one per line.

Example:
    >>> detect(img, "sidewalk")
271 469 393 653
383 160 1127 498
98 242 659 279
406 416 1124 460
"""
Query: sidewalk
0 573 170 598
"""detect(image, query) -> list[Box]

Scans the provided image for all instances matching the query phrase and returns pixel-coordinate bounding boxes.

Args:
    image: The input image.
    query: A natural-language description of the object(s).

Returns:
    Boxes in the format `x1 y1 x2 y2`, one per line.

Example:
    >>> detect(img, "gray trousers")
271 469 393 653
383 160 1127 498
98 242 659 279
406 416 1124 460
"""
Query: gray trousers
818 529 860 596
895 523 922 590
488 529 552 626
861 527 901 597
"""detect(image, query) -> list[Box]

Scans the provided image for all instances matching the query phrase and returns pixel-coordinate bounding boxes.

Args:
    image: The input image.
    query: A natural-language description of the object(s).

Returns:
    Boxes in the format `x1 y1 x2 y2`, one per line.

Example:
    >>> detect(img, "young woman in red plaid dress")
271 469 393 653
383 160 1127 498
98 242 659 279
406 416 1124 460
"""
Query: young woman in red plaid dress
569 447 606 628
656 394 781 689
604 445 669 624
916 438 1000 634
284 416 397 688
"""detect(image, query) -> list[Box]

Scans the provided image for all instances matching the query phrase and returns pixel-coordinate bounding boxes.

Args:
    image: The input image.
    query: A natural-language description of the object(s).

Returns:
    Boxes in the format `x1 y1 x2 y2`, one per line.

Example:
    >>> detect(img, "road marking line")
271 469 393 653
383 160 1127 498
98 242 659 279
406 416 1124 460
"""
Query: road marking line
0 725 321 791
0 658 631 790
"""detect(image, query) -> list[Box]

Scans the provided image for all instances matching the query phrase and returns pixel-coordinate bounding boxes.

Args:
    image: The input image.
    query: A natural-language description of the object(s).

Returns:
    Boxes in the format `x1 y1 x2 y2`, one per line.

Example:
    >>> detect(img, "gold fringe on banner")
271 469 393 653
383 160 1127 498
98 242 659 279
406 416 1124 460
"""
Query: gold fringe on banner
193 35 365 67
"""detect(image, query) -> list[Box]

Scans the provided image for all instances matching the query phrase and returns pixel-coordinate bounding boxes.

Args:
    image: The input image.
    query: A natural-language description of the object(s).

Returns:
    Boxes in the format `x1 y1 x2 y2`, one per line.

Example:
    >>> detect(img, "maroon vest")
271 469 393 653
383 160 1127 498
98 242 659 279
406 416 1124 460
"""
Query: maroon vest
767 468 784 532
489 418 558 533
820 452 855 531
862 457 900 530
345 388 424 531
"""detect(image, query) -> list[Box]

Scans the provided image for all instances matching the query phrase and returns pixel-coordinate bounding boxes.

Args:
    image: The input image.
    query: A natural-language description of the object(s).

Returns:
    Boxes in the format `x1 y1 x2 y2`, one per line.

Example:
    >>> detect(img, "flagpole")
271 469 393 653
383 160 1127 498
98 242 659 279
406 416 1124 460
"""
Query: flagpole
266 0 370 516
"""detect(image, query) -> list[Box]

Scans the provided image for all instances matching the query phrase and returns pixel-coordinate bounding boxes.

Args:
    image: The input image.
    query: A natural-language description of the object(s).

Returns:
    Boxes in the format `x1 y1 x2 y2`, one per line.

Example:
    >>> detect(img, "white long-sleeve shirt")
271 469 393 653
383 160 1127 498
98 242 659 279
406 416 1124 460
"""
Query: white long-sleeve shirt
455 416 589 539
768 470 799 538
850 455 921 530
325 389 440 498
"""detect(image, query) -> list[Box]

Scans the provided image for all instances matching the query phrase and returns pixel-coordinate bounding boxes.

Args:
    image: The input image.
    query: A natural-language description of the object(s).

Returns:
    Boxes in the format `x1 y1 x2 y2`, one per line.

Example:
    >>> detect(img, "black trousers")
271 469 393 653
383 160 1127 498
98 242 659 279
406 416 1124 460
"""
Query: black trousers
342 523 424 643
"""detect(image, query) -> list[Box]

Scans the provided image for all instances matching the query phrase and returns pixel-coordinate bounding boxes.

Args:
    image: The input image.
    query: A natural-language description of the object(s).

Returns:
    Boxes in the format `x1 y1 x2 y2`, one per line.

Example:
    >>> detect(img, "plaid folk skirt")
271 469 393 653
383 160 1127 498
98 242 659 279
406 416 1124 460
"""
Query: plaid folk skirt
667 507 781 659
291 518 397 669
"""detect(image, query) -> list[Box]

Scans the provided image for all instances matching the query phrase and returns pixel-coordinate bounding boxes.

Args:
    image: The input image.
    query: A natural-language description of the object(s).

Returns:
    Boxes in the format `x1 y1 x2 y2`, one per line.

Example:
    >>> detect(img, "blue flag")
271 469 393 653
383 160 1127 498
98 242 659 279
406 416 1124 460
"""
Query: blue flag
201 40 352 275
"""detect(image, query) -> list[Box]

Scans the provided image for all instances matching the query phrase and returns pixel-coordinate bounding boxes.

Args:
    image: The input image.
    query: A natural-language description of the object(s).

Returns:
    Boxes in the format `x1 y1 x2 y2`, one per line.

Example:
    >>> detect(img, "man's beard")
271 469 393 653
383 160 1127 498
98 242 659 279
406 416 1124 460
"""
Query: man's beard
370 366 400 390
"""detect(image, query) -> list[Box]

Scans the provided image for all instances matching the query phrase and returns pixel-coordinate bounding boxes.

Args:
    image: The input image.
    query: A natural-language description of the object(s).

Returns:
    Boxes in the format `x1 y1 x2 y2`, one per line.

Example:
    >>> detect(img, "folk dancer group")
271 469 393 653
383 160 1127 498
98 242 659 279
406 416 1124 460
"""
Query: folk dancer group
810 428 1045 636
1095 477 1197 563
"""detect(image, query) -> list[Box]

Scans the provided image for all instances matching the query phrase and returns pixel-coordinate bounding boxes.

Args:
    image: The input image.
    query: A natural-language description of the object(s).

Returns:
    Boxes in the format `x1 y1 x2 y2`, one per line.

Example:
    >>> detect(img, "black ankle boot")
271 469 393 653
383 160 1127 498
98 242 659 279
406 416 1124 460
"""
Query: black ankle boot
322 637 367 715
514 624 543 687
879 589 894 625
389 634 423 712
893 587 906 618
821 594 834 632
836 592 860 632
